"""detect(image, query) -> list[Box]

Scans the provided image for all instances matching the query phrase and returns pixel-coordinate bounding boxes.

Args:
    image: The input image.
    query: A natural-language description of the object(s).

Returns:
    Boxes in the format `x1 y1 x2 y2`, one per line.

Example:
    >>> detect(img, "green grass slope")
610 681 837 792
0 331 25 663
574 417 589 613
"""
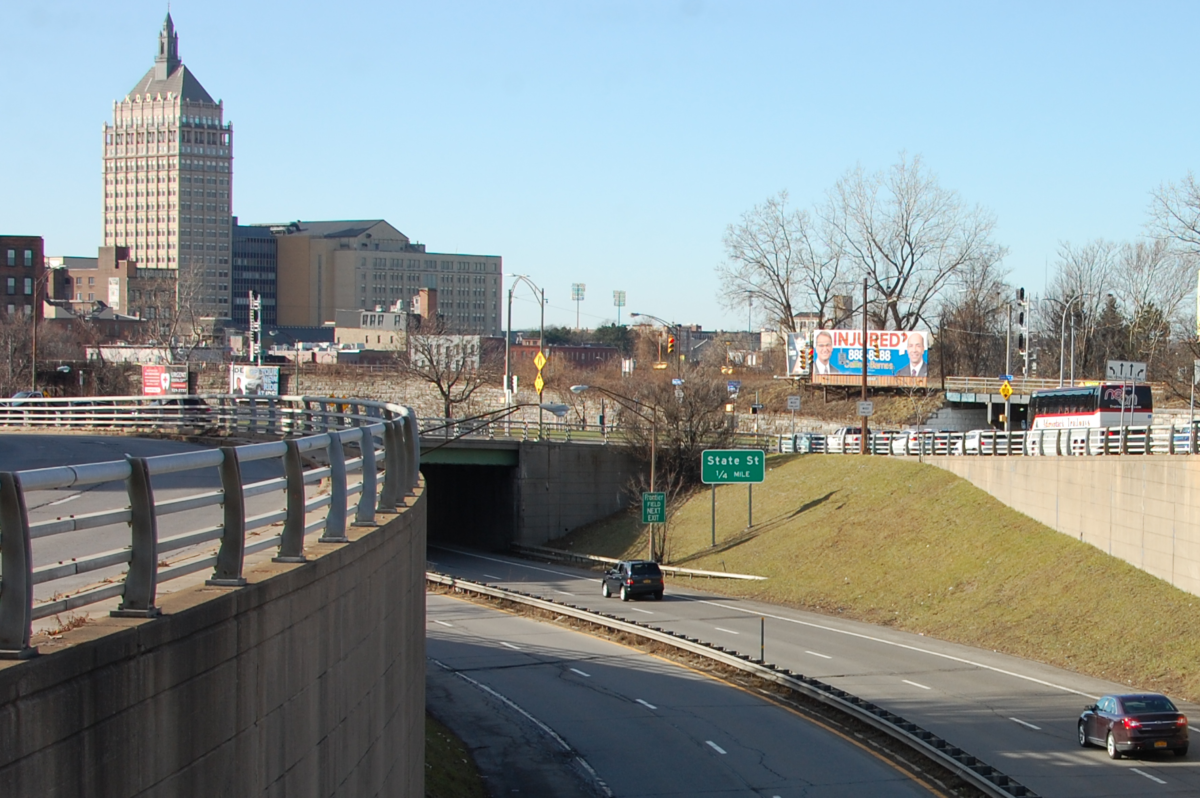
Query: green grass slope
559 454 1200 700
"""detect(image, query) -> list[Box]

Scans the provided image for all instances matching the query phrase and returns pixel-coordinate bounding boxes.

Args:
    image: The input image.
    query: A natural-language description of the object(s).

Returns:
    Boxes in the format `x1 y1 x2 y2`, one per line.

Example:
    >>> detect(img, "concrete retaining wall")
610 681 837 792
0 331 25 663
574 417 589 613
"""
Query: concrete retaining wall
518 441 640 545
0 489 427 798
928 455 1200 597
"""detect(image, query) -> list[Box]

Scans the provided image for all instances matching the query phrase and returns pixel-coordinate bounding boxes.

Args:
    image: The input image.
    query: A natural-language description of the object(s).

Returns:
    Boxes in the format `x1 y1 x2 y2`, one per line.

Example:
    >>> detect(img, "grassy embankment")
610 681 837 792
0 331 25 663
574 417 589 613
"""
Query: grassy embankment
425 712 486 798
559 455 1200 700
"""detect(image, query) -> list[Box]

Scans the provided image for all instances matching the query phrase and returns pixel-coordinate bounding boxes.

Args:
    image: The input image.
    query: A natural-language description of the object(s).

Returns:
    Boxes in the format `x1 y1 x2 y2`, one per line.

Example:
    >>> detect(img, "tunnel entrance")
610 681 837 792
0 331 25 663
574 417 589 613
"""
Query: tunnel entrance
420 462 517 551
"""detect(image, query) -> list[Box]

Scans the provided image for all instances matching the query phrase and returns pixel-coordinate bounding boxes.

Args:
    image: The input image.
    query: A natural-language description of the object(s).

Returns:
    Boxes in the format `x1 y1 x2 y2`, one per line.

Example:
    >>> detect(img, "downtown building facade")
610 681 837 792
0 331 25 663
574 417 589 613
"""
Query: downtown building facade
101 14 233 318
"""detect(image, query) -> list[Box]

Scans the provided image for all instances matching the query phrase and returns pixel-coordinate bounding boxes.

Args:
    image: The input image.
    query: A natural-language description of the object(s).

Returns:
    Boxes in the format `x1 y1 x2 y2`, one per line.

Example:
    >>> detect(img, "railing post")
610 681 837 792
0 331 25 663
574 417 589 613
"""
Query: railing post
320 430 349 543
274 439 308 563
377 417 401 513
266 397 279 438
113 456 161 618
354 425 379 526
208 447 248 586
0 472 37 659
403 412 421 492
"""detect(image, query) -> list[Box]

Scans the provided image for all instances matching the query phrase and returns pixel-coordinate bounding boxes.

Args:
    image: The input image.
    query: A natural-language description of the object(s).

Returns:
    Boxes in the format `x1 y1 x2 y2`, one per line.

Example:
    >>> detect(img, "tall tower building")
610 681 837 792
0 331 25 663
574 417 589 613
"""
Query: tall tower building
102 14 234 318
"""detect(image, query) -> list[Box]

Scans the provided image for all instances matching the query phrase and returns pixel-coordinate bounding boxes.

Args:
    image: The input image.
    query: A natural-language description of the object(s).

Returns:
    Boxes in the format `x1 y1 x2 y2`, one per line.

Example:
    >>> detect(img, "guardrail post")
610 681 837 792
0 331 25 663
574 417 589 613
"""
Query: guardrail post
403 412 421 492
377 417 401 513
0 472 37 659
208 447 248 586
320 430 349 543
113 456 161 618
274 439 308 563
354 426 378 526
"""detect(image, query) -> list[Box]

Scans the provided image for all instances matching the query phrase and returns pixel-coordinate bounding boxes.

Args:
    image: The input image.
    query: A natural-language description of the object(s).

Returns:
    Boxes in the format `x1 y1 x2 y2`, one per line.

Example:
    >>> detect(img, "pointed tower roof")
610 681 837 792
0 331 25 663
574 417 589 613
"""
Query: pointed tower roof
127 14 214 103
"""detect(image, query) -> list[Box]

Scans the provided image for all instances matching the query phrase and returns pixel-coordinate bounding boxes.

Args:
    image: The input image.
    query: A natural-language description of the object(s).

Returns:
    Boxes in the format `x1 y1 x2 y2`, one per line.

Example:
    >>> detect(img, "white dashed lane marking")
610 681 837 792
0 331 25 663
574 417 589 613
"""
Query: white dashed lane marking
636 699 657 710
626 607 654 615
501 642 520 650
902 679 931 690
1130 768 1167 785
706 741 727 754
805 650 832 659
714 627 740 635
433 620 453 628
1010 718 1041 730
482 573 504 580
570 668 591 678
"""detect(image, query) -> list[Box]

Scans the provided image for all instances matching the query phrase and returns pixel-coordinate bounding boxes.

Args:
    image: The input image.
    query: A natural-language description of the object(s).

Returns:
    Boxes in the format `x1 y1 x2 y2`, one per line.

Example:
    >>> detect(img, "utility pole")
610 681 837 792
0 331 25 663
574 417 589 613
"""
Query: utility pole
860 278 868 455
1004 304 1012 433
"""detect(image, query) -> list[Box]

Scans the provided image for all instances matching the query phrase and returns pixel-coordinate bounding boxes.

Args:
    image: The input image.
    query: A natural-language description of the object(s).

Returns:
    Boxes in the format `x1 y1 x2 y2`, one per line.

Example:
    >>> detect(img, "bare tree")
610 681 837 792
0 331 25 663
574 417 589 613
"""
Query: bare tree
935 256 1012 378
1149 172 1200 252
717 191 848 332
826 153 1007 331
401 319 498 419
1112 239 1195 337
1038 240 1118 380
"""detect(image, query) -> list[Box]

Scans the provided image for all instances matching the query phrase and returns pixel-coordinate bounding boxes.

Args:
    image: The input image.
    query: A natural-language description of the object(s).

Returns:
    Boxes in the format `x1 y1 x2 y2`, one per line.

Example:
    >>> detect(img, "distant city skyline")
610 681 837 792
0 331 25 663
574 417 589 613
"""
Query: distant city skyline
4 1 1199 332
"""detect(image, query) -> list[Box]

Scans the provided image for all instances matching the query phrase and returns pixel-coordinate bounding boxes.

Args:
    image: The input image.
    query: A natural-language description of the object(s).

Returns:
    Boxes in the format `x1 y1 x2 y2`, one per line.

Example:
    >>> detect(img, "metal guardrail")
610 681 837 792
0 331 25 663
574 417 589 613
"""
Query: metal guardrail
777 422 1200 458
417 416 775 451
427 571 1037 798
0 395 421 660
510 543 768 581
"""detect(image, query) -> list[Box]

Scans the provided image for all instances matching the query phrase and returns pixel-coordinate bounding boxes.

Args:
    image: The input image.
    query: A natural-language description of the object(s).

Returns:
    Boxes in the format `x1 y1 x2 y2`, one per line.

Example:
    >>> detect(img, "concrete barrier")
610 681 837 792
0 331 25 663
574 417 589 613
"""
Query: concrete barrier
928 455 1200 597
0 488 427 797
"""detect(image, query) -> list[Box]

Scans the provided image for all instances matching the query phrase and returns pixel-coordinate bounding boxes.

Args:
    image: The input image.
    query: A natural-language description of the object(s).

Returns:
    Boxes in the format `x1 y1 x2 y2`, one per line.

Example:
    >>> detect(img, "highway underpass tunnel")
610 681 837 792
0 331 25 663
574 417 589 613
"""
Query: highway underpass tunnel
420 458 518 551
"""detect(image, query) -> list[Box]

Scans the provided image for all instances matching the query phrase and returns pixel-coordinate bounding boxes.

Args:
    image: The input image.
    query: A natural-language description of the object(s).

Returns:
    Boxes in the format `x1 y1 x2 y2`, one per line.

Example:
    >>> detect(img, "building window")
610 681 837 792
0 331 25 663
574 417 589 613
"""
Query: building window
5 250 12 267
23 278 32 296
22 250 32 267
6 278 13 295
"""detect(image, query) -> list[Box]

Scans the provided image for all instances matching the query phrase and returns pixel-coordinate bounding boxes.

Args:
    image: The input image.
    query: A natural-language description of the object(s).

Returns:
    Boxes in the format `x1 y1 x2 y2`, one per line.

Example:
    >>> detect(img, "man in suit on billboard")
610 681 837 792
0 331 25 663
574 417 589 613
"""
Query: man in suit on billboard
813 330 835 374
896 333 927 377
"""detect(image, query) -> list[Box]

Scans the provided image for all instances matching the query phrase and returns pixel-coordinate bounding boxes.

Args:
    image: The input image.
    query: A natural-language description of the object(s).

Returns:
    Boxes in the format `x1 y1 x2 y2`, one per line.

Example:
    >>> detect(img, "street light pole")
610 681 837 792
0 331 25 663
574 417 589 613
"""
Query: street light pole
504 275 547 411
1057 294 1085 388
630 312 680 375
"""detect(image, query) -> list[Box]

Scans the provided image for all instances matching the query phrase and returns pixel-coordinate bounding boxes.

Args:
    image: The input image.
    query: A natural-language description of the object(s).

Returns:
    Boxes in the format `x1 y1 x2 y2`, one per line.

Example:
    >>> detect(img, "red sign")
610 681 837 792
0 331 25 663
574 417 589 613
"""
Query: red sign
141 365 188 396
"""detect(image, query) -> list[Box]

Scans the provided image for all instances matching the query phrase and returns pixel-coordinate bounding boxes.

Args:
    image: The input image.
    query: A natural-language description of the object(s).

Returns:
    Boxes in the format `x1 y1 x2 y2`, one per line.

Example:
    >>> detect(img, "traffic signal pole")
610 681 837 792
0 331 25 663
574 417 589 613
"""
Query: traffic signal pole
860 278 868 455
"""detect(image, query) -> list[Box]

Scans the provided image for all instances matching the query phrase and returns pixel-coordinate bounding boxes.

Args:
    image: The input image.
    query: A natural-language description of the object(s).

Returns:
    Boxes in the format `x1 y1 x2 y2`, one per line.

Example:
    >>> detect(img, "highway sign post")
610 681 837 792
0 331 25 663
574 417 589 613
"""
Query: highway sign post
641 492 666 524
1106 360 1147 382
787 395 800 434
857 401 874 418
702 449 765 546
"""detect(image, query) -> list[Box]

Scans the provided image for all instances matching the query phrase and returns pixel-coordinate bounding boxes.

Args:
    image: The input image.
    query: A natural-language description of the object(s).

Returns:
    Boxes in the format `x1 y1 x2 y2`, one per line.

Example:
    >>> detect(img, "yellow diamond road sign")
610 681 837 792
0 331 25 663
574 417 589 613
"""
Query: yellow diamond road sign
533 351 547 370
1000 380 1013 399
534 373 545 394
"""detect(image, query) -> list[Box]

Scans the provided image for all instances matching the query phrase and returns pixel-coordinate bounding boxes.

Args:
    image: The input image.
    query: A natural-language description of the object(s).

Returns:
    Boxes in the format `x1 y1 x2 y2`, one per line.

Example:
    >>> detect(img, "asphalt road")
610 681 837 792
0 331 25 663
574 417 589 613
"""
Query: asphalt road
428 546 1200 798
428 592 939 797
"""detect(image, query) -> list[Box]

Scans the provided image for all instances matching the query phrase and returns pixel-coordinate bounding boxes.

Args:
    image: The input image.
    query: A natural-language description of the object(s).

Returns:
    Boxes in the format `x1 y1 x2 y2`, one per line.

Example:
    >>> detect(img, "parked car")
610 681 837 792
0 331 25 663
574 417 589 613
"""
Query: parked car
601 560 664 601
1078 693 1188 759
826 427 863 454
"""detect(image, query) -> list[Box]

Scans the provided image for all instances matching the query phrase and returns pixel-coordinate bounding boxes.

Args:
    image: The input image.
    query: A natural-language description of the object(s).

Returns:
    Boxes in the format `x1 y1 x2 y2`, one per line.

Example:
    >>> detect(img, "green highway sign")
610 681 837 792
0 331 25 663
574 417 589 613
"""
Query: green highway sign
701 449 765 484
642 492 667 524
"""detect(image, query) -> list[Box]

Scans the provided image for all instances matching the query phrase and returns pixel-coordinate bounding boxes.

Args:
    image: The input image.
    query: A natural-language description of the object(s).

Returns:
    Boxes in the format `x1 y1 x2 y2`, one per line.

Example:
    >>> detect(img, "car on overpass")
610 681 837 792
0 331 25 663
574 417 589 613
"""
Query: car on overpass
1078 693 1188 759
601 560 664 601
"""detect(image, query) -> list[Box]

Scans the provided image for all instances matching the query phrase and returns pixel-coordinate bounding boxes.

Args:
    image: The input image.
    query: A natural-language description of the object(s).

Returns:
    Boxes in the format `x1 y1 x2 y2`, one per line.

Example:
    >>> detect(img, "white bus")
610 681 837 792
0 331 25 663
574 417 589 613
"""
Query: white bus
1029 383 1152 430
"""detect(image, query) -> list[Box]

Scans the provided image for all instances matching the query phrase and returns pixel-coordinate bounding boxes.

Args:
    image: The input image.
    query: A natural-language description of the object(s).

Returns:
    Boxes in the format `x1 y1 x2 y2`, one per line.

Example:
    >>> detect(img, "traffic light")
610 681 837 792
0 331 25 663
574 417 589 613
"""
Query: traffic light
667 335 676 354
800 348 810 370
873 340 881 360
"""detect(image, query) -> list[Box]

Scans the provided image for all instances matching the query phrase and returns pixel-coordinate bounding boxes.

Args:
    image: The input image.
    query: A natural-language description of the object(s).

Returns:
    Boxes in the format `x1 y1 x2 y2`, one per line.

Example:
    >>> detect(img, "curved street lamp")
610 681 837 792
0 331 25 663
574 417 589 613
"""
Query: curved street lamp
571 384 660 561
504 275 547 426
630 312 682 373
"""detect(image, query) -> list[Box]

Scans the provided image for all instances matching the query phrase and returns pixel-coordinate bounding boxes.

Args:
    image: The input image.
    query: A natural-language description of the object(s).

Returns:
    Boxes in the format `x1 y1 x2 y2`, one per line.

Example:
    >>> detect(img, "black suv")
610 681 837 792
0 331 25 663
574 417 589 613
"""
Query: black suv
601 560 664 601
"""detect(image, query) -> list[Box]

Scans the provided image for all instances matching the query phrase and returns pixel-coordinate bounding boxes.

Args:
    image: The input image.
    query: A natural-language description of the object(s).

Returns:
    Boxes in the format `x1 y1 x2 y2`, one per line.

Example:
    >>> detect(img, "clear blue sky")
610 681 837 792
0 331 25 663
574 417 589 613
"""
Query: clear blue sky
3 1 1195 331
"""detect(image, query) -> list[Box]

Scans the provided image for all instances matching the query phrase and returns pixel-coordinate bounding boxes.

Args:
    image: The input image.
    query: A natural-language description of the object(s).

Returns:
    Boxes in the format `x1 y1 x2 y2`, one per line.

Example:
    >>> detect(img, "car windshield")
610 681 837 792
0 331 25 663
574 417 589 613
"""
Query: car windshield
629 563 661 576
1122 696 1177 713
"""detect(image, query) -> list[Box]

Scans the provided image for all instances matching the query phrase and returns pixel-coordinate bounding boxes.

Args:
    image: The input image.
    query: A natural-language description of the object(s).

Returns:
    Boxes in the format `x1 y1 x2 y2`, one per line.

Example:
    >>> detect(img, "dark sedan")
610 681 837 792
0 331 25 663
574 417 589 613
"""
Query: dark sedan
1078 693 1188 759
601 560 664 601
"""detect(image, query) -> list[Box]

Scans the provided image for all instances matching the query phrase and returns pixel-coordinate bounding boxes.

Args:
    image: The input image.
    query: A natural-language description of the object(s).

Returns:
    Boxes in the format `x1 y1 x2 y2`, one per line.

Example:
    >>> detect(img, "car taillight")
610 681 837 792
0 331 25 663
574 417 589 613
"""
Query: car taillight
1122 718 1142 729
625 578 634 586
1178 716 1189 727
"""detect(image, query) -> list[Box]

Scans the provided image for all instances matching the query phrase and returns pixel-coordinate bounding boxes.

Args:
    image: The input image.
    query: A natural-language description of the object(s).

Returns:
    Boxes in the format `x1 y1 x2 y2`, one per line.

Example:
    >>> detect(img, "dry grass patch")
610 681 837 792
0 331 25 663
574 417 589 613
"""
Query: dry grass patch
558 455 1200 700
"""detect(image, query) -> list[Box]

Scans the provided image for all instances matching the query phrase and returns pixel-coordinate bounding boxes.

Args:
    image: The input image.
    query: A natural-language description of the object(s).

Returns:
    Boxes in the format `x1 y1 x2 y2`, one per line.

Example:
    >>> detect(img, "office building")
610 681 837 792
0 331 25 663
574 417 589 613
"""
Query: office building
268 220 501 335
0 236 46 319
101 14 233 316
232 221 277 329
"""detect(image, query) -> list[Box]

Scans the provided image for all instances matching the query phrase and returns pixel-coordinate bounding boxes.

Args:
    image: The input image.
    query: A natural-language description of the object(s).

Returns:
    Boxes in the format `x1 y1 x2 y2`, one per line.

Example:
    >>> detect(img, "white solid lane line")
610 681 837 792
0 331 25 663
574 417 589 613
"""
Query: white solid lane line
636 699 657 710
433 620 454 627
902 679 931 690
696 599 1099 699
1009 718 1041 730
714 627 740 635
570 668 591 678
706 741 727 754
1129 768 1167 785
805 650 832 659
483 573 504 580
501 642 520 650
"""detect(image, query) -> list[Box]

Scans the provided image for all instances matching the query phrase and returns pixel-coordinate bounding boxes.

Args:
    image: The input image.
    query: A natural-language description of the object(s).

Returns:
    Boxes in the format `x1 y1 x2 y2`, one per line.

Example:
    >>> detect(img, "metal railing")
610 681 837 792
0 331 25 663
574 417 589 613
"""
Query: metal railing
776 421 1200 457
0 395 421 660
416 416 776 451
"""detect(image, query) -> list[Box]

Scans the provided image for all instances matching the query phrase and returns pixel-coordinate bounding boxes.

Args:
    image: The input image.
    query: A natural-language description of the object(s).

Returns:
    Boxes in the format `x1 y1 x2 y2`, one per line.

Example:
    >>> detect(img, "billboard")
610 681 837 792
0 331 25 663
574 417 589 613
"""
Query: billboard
229 365 280 396
786 330 930 386
141 364 189 396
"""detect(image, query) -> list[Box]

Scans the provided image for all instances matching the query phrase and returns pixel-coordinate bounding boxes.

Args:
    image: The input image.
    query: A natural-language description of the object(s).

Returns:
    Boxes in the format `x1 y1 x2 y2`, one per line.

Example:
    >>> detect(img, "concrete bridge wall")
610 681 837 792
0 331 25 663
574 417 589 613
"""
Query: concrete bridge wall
0 490 427 798
928 455 1200 597
517 441 640 545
